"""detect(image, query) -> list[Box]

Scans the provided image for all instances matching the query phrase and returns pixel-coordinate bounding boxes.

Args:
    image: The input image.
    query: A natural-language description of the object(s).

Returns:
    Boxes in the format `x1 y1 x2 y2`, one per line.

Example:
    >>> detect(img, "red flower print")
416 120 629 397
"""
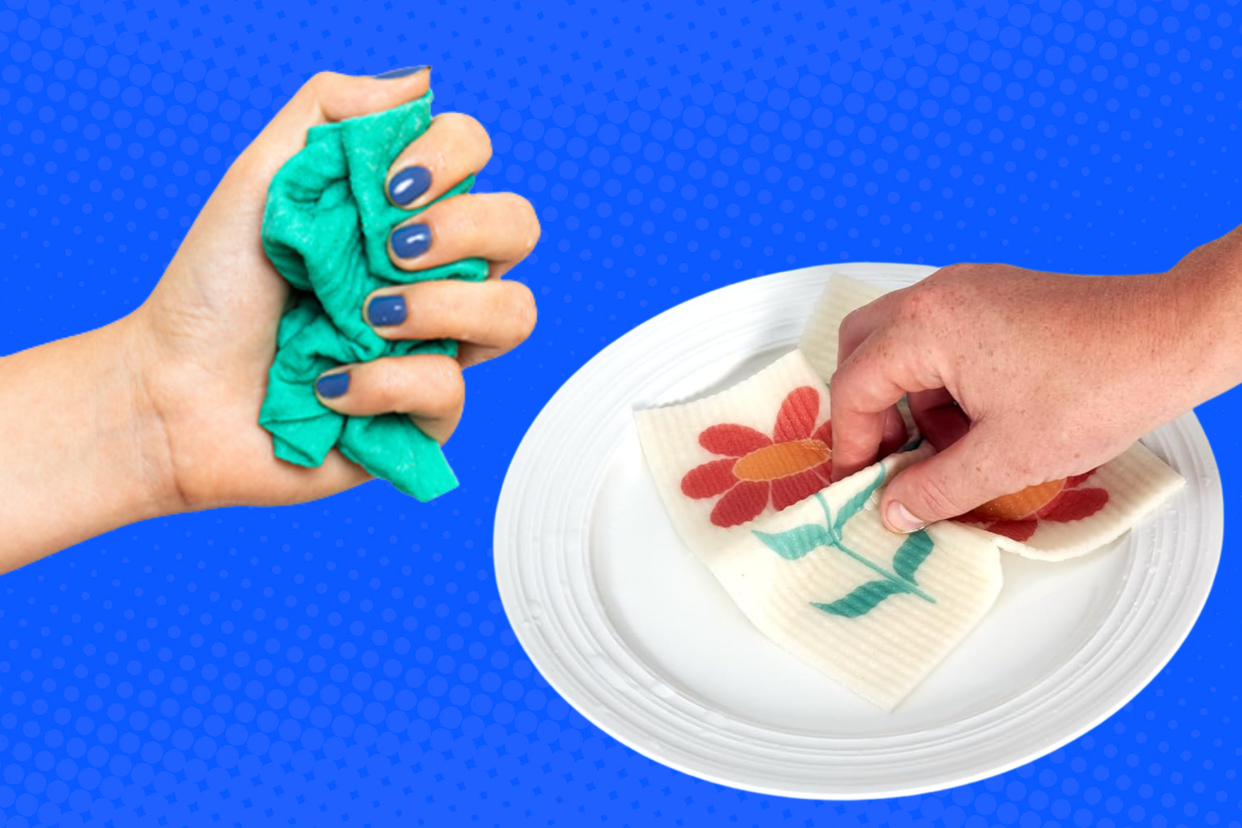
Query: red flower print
681 387 836 528
958 470 1110 542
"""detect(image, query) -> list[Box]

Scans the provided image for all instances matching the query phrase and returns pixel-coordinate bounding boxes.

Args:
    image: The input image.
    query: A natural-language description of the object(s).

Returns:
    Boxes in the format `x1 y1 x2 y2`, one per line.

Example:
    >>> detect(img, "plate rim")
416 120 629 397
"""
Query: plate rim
494 263 1223 799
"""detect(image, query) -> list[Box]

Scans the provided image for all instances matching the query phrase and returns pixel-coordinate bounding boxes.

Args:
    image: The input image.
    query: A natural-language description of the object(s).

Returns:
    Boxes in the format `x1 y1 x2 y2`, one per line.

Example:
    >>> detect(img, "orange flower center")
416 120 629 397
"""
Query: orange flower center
733 439 830 482
971 478 1067 521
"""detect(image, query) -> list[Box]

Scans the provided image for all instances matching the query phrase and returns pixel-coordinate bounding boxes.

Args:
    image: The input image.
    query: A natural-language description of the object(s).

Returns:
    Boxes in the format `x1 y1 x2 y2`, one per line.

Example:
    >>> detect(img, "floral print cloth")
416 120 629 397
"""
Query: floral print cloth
634 275 1186 708
636 351 1002 708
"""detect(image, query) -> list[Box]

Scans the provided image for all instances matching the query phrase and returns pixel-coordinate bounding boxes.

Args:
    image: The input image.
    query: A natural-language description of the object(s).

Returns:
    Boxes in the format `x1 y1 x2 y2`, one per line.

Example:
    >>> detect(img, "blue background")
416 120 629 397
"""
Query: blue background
0 0 1238 825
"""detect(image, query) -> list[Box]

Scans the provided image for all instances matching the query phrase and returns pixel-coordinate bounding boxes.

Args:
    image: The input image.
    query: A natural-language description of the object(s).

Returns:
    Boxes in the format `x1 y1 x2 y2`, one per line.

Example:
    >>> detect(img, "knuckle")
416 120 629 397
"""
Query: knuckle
304 71 338 97
465 116 494 158
828 361 853 390
510 195 541 253
839 307 865 340
828 364 872 412
433 112 493 162
914 472 967 518
827 366 855 402
505 283 538 339
424 357 466 413
433 111 470 129
893 287 931 322
360 363 401 410
896 280 956 326
466 193 540 255
930 262 973 280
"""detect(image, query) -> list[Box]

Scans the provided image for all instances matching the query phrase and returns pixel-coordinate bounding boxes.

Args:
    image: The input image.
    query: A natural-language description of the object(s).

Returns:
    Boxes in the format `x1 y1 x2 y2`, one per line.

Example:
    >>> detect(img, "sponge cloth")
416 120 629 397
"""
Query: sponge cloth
258 92 488 500
634 351 1003 709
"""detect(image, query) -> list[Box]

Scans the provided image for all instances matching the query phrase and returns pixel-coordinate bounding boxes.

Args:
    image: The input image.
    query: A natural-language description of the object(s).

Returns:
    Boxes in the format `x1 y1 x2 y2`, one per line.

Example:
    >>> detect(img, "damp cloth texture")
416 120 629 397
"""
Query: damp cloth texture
258 92 488 501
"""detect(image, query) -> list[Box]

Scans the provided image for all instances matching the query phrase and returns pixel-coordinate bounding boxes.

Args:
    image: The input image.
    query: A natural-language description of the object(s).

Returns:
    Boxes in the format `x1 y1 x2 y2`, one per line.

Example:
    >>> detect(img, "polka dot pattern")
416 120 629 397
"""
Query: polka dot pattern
1 0 1239 824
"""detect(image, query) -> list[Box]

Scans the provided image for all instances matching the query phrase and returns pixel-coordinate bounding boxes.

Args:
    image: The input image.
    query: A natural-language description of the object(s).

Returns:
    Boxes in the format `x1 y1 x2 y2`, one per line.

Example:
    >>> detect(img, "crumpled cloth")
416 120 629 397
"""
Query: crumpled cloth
258 92 488 500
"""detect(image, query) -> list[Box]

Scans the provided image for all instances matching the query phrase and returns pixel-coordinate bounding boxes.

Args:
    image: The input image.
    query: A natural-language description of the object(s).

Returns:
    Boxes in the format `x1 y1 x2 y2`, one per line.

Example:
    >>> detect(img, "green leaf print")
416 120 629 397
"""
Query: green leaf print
892 529 934 585
831 464 887 537
751 465 937 618
811 580 909 618
753 524 833 560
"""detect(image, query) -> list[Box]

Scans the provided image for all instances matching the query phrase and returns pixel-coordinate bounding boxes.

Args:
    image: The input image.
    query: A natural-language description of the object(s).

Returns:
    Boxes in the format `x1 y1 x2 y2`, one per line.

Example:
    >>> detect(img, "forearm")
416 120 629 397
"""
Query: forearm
0 318 177 571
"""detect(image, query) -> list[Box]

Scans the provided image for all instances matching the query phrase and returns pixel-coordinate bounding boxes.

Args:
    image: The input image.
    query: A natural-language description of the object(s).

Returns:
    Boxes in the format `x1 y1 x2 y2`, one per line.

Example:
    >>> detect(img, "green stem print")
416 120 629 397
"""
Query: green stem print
751 465 937 618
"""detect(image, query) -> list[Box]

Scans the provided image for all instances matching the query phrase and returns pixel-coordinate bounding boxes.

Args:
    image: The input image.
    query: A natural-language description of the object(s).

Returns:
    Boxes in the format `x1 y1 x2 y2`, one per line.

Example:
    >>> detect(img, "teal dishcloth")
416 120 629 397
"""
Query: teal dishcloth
258 92 488 500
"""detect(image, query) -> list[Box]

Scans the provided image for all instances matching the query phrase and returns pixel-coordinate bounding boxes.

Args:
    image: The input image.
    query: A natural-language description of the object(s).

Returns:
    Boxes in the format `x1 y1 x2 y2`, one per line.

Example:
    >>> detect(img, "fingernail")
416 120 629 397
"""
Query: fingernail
389 166 432 206
374 65 430 80
391 223 432 260
368 295 408 327
885 501 925 533
316 372 350 399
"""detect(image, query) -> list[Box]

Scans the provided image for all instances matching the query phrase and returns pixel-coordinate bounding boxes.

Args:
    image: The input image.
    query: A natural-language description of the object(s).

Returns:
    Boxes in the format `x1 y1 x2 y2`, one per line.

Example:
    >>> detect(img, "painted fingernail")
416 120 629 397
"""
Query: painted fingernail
368 295 408 327
885 501 925 534
316 372 350 399
391 223 432 260
389 166 432 206
374 65 430 80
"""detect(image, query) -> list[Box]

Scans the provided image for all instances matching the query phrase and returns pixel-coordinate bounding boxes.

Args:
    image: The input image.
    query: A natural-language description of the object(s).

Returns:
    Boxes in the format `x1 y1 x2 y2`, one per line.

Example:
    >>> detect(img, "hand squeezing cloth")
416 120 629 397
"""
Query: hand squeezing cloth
636 275 1185 709
258 93 488 500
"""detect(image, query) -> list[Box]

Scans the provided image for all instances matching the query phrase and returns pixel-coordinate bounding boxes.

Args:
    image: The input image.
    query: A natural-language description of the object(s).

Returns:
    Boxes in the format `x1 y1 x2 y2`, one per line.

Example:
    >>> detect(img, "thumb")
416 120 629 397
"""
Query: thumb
879 425 1012 532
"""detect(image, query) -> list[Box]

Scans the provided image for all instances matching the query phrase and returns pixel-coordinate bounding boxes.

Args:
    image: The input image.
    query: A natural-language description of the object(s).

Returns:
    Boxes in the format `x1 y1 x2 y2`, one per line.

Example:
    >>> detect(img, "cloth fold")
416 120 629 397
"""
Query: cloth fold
258 93 488 500
634 351 1002 709
636 273 1187 707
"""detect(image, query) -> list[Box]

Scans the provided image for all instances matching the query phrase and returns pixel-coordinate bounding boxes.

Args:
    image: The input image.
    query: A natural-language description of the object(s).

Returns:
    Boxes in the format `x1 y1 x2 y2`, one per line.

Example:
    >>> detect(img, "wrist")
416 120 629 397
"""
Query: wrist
0 315 185 568
97 314 190 521
1155 234 1242 410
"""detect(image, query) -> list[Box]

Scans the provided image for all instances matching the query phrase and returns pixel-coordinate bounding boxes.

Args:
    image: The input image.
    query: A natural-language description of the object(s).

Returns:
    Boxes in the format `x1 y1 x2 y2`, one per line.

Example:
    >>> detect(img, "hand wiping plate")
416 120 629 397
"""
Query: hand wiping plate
495 263 1219 797
634 275 1185 708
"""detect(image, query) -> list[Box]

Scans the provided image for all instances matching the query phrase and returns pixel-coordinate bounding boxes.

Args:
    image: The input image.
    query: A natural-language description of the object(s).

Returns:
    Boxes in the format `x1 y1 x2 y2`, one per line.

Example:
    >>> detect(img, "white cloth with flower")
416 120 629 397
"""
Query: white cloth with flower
634 277 1185 709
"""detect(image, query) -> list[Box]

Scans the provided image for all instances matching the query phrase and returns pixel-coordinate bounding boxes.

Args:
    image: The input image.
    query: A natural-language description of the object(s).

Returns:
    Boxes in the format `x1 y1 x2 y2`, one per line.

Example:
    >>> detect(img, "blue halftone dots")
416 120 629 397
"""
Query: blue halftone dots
0 0 1238 824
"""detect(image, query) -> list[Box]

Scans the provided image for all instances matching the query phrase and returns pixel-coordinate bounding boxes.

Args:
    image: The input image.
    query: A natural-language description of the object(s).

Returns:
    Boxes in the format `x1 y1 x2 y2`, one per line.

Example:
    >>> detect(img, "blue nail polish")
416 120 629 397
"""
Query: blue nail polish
368 295 408 327
316 372 350 399
374 65 430 80
391 224 432 260
388 166 432 206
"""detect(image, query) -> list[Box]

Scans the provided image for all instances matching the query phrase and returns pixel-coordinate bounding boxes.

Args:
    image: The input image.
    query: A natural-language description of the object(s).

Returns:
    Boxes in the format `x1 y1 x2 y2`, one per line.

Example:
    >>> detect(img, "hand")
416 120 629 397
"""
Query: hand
828 227 1242 533
132 69 539 509
2 69 541 567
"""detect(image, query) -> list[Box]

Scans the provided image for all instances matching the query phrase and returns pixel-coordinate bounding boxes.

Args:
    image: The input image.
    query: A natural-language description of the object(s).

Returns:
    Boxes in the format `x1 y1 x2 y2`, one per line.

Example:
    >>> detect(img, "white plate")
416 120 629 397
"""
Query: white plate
494 263 1223 799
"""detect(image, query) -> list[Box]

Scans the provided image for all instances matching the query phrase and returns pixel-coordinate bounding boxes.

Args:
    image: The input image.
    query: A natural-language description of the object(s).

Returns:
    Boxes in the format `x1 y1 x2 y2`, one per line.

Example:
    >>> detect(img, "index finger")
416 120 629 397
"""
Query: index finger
234 69 433 201
835 287 906 369
829 328 944 480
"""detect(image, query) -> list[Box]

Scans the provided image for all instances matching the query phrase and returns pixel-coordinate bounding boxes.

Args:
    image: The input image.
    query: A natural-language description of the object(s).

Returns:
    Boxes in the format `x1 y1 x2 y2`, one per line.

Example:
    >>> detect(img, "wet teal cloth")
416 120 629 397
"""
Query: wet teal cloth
258 92 487 500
